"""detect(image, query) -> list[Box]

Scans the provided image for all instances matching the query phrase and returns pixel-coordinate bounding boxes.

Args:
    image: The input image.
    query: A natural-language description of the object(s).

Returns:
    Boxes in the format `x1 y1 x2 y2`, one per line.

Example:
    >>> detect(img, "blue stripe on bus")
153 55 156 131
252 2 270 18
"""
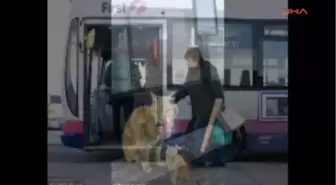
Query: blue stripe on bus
61 134 84 149
247 133 287 152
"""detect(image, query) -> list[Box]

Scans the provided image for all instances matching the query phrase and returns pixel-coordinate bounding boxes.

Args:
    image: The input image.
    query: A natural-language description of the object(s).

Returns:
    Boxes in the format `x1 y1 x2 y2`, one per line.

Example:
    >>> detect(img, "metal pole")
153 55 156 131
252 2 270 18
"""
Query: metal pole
198 35 210 60
192 0 217 60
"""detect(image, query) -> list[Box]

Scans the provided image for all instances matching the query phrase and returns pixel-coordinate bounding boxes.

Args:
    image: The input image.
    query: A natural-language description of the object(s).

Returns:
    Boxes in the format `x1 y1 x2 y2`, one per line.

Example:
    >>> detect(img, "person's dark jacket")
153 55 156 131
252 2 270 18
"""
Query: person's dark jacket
174 59 224 118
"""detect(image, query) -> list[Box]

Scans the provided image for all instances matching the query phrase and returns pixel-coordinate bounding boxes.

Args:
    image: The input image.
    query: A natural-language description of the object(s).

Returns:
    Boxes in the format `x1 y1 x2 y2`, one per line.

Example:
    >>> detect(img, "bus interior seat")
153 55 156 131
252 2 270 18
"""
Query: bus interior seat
240 70 251 86
278 77 285 85
252 70 261 86
224 69 231 86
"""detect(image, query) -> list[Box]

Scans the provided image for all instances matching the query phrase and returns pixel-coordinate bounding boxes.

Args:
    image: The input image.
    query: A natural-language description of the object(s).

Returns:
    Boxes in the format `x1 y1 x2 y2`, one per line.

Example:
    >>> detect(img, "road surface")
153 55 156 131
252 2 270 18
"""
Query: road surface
48 131 288 185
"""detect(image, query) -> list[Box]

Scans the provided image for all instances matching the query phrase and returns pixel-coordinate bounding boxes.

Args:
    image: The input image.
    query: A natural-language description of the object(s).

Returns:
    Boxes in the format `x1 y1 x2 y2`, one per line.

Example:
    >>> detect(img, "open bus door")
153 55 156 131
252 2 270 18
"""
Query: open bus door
81 25 130 149
80 20 166 150
83 28 100 146
82 27 116 148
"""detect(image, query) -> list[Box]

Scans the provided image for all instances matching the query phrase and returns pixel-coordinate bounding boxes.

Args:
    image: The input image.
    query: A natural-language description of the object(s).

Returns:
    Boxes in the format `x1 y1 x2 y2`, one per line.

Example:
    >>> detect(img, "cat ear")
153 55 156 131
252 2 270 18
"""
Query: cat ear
168 92 175 99
150 92 157 101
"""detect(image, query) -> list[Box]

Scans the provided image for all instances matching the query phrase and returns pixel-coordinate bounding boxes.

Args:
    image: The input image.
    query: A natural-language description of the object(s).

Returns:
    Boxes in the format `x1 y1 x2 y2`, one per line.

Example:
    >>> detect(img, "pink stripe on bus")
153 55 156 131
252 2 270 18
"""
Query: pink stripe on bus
165 119 287 134
63 120 84 134
245 120 288 133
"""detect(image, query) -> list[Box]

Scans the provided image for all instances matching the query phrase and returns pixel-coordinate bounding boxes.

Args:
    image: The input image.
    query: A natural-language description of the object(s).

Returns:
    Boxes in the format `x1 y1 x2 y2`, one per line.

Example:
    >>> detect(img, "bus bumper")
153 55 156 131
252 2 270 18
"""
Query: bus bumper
61 120 84 149
60 134 84 149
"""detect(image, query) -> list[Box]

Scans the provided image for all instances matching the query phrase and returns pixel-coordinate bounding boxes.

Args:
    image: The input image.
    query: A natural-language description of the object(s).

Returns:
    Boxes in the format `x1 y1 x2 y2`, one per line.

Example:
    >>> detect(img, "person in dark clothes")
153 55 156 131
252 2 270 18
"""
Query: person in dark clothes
101 60 135 142
169 47 231 166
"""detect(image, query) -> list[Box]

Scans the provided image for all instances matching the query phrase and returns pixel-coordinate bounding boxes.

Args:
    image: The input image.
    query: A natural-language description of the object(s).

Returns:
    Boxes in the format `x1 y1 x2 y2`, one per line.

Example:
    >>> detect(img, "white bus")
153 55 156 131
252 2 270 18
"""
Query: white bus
61 0 288 154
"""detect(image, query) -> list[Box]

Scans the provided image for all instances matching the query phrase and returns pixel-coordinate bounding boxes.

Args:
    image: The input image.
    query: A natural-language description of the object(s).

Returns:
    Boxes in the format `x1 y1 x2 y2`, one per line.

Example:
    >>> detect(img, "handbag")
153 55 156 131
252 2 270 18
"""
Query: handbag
211 119 233 146
217 106 246 131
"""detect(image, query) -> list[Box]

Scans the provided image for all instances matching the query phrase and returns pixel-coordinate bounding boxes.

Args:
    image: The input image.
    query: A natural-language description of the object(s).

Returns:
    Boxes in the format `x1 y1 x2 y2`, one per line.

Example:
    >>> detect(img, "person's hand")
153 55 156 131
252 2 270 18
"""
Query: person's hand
221 104 226 111
200 142 207 154
200 136 210 154
200 123 214 154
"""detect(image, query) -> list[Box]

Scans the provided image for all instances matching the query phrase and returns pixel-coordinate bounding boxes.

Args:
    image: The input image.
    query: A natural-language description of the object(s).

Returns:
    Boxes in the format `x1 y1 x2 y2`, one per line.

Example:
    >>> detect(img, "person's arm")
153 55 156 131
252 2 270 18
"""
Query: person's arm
201 66 224 153
173 71 190 103
208 65 225 123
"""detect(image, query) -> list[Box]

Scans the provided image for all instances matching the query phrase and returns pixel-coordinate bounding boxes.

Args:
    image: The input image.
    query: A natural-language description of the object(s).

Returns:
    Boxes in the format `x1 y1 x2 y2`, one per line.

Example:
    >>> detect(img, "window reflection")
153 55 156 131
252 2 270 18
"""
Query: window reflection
207 24 253 86
171 20 194 84
109 26 161 91
170 20 253 87
264 25 288 36
263 41 288 86
266 97 288 117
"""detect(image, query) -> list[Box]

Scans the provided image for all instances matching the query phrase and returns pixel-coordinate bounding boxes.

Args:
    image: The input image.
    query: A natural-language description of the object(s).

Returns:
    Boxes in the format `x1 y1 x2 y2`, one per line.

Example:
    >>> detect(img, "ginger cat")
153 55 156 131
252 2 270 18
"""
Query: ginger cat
166 145 194 184
122 92 177 173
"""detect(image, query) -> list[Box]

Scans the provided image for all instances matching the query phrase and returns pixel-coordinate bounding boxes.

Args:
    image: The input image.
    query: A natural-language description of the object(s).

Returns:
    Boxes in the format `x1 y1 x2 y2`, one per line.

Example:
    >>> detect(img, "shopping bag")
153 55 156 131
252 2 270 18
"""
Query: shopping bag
211 119 233 146
217 106 246 131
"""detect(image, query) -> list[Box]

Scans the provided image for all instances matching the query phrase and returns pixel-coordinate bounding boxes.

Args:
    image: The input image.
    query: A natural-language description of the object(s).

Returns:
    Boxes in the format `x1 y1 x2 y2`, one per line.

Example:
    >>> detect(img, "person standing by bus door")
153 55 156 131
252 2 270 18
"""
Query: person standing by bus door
100 60 135 142
169 47 233 166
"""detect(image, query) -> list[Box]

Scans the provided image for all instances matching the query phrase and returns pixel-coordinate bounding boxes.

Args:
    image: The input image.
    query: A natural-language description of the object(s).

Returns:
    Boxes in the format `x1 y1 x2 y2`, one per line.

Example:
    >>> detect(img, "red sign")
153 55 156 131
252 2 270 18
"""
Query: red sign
130 0 146 14
102 0 146 15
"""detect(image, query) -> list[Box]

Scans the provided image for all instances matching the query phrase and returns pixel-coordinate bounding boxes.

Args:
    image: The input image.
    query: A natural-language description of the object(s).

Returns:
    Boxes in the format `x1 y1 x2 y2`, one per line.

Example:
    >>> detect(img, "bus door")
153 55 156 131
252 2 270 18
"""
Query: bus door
82 28 101 145
82 19 167 147
109 24 165 142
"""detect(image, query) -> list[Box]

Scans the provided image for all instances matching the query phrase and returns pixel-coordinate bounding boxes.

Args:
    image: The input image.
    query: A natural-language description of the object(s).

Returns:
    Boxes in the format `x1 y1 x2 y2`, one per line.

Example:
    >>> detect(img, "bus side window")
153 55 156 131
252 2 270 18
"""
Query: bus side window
64 18 79 117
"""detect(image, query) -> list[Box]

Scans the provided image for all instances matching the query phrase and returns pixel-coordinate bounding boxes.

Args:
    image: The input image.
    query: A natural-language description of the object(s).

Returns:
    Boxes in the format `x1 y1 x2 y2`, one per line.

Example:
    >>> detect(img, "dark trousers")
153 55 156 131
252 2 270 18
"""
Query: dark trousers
112 96 134 141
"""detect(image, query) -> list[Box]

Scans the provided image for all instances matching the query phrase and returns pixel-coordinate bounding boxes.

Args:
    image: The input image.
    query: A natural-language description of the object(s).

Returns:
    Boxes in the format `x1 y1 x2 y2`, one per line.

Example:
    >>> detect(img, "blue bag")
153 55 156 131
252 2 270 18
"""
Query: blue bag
211 119 233 146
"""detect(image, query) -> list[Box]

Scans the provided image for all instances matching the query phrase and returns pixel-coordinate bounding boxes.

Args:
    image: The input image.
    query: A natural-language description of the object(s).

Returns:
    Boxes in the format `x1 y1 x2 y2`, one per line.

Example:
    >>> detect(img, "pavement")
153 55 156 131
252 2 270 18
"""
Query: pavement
48 130 63 144
48 131 288 185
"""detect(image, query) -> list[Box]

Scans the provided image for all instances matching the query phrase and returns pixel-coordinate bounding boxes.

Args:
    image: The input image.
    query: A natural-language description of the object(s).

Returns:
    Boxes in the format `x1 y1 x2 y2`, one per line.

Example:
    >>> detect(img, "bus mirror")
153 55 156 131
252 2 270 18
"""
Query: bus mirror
85 29 96 49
